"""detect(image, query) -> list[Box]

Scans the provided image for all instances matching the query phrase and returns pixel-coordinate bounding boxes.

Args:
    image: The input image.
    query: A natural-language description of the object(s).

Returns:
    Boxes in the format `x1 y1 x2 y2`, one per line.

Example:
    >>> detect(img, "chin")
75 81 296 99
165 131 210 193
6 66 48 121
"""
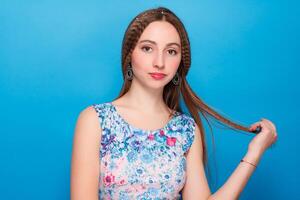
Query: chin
148 81 169 90
134 75 170 89
138 80 164 90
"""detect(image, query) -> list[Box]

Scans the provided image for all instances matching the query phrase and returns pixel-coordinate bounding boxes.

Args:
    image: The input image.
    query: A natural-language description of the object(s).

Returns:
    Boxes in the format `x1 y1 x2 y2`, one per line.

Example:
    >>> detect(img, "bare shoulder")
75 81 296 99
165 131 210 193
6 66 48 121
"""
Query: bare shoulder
76 105 101 130
70 105 101 200
71 105 102 158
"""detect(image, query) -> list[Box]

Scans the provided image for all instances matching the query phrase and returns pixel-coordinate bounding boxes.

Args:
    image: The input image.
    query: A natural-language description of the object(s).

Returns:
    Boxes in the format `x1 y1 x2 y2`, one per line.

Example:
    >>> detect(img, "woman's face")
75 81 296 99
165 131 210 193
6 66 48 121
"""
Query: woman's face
130 21 182 89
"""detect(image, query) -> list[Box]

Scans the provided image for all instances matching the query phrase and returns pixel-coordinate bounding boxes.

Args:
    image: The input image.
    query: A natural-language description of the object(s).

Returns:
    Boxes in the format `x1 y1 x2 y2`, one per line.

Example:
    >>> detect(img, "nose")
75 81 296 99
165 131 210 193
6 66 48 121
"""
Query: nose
153 51 165 69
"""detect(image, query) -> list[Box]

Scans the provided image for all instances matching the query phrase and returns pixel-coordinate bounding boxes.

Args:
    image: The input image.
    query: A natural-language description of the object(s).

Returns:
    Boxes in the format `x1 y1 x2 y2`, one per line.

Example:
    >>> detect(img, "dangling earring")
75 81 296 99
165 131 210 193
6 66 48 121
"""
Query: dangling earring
172 71 180 85
125 63 133 81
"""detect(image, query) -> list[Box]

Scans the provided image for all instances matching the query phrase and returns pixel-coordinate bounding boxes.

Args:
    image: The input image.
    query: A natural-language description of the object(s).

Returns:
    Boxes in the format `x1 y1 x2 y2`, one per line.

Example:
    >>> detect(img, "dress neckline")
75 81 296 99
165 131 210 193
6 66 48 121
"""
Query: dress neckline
109 102 180 132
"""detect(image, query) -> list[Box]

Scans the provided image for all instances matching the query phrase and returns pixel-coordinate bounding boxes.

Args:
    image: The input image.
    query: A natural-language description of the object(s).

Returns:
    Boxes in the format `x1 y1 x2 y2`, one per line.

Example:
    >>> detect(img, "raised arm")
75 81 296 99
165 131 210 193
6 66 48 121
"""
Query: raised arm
70 106 101 200
182 118 277 200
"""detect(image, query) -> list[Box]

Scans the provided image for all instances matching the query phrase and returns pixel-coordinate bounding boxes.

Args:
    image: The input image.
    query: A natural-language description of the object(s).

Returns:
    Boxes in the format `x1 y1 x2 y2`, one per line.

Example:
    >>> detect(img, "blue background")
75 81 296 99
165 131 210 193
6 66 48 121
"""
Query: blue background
1 0 299 199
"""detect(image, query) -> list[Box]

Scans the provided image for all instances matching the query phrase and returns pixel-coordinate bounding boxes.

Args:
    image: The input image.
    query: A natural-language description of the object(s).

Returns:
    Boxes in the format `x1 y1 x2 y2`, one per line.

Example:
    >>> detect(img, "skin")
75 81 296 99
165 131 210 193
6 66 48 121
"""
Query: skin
70 21 278 200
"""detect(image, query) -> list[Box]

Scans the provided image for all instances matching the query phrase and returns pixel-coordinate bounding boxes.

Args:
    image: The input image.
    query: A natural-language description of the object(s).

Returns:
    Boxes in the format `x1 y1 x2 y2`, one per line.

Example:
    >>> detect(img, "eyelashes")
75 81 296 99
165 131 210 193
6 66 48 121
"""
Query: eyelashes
141 46 178 56
141 46 152 52
167 49 178 56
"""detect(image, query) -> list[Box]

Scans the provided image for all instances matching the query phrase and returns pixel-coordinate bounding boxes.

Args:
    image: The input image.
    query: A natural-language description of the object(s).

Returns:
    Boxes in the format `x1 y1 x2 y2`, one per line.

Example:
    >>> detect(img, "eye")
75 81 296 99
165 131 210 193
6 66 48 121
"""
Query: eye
141 46 152 53
168 49 178 56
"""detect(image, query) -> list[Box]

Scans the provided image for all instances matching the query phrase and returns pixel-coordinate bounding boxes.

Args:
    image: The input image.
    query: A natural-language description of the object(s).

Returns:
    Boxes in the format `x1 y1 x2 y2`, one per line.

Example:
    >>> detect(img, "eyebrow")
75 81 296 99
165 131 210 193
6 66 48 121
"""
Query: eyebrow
139 39 181 48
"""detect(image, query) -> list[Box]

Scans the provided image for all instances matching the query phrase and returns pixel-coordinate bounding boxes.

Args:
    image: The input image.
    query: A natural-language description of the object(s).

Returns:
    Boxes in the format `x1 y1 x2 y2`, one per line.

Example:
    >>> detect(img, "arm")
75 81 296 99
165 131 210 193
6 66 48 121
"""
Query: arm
70 106 101 200
181 124 212 200
182 124 263 200
182 118 277 200
207 150 262 200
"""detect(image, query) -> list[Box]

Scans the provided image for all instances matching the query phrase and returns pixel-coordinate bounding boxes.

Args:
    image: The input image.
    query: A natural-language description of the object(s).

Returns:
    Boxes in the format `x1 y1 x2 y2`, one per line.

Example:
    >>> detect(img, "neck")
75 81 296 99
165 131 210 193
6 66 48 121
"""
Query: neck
121 78 169 114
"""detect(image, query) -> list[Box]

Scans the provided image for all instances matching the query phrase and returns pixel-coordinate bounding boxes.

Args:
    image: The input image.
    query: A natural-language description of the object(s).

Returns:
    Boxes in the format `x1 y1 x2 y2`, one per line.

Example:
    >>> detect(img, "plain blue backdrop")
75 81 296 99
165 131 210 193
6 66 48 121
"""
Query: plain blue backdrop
1 0 299 199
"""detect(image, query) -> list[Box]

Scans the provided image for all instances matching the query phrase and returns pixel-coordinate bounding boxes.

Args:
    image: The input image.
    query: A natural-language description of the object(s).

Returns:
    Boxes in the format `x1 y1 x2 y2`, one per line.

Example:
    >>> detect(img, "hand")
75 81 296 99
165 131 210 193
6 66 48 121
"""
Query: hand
248 118 278 154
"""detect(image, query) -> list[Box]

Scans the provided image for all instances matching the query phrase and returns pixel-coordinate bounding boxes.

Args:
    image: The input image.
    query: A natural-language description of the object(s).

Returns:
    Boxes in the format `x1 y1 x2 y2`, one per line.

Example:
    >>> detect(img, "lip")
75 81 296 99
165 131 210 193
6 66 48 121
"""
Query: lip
149 72 166 80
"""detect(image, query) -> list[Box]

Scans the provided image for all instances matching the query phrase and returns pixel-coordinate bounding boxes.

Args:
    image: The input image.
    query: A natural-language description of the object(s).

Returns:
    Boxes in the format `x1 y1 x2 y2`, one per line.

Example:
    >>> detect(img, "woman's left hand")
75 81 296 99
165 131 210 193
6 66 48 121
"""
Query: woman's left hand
248 118 278 155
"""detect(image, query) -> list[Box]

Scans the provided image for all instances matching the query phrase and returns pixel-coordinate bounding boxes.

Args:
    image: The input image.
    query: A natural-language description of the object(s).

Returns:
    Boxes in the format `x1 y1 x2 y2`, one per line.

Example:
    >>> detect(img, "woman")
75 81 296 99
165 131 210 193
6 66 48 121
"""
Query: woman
70 7 278 200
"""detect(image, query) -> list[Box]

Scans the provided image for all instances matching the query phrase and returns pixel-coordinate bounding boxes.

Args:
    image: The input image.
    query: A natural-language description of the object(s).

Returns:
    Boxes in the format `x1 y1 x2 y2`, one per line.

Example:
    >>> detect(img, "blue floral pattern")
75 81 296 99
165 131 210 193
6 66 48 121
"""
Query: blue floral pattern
92 102 196 199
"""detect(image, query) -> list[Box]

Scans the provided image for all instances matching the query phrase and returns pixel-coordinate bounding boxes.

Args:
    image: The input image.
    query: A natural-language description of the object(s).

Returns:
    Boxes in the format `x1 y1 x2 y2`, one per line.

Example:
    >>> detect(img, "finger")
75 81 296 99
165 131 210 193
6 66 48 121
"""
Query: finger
260 118 277 131
249 120 265 131
260 118 272 129
250 121 271 134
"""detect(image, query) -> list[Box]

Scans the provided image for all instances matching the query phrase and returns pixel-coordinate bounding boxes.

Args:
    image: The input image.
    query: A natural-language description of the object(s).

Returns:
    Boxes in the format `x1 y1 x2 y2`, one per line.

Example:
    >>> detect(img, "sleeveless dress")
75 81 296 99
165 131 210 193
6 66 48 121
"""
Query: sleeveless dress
92 102 196 200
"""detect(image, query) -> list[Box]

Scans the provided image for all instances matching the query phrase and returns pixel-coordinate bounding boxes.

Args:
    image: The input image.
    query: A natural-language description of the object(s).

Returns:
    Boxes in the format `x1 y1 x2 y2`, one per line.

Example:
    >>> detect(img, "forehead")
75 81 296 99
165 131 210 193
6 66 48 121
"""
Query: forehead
138 21 181 45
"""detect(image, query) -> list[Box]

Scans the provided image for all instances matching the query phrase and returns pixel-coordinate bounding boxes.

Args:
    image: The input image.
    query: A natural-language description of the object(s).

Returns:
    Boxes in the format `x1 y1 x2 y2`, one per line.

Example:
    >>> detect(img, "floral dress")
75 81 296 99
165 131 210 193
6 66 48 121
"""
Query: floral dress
92 102 196 200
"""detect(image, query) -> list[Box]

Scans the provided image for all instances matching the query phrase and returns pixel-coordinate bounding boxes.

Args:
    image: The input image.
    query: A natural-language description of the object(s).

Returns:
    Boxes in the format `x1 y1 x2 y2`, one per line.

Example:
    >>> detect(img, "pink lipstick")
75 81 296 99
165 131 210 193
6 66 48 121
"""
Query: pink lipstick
149 72 166 80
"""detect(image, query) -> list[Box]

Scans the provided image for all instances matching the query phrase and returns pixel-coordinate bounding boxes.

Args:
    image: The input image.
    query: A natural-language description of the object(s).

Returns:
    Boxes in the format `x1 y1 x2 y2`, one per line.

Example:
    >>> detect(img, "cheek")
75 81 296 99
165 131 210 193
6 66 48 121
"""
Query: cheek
171 58 181 66
131 49 152 70
166 56 181 70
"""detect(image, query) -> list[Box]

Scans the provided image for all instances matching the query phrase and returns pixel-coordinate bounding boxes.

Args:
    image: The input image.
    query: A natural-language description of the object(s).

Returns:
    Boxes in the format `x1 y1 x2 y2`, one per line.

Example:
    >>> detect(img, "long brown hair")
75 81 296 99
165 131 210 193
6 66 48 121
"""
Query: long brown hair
114 6 254 180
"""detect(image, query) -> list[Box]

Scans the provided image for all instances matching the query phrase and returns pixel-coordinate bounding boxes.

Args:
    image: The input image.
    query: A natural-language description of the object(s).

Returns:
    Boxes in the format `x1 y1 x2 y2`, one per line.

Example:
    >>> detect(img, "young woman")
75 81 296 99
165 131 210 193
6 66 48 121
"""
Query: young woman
70 7 278 200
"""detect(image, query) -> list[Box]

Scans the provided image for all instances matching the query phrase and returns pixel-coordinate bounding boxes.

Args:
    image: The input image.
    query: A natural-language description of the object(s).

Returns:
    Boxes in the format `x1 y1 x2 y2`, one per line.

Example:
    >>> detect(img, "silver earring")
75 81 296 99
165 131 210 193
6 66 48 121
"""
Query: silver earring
172 72 180 85
125 63 133 80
